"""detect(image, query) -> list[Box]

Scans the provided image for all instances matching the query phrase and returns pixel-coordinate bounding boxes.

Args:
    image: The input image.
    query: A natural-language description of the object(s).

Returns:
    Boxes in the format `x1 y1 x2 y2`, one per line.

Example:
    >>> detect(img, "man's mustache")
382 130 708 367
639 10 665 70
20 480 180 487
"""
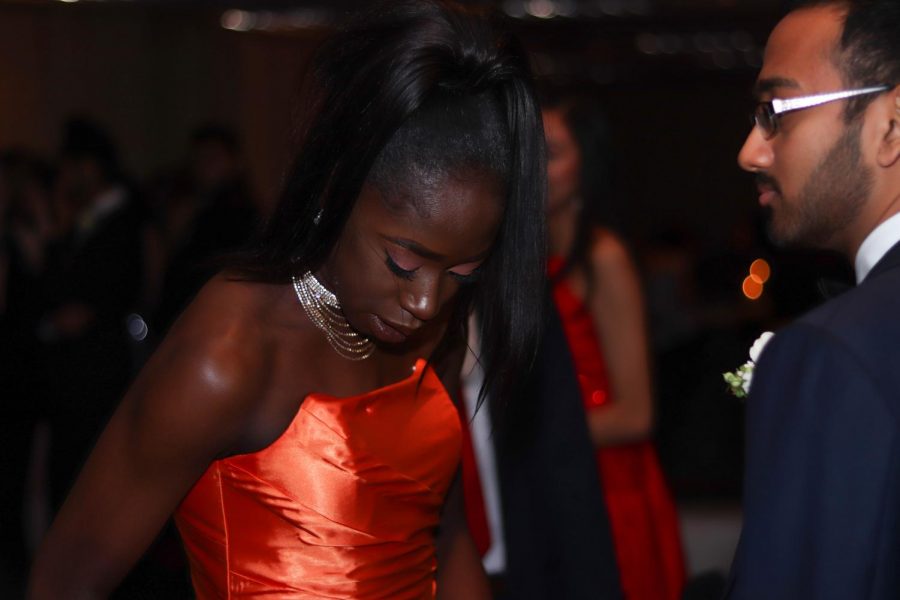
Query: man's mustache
755 173 783 196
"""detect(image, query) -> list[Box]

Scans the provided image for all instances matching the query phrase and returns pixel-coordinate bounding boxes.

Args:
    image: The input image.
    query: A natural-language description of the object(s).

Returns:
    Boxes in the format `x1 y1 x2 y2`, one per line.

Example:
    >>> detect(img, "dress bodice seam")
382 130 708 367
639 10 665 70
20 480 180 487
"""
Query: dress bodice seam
214 462 233 599
222 360 447 463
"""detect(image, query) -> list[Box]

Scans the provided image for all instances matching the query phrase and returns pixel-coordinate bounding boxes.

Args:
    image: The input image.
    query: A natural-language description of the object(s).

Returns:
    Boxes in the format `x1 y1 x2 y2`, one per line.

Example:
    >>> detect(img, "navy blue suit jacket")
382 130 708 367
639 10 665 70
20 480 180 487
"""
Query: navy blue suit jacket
494 294 622 599
726 241 900 598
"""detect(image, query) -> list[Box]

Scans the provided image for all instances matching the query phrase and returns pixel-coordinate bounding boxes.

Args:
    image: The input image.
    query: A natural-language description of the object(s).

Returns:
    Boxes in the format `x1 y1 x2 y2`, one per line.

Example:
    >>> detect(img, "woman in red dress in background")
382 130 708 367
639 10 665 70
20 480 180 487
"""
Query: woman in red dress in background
543 97 686 600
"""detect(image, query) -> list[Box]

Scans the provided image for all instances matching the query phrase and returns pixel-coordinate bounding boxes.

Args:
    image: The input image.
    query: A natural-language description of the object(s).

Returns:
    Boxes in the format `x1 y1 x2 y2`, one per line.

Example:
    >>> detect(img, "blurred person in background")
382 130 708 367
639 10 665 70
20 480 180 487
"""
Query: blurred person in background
461 297 624 600
37 116 145 511
152 123 257 334
0 150 54 595
542 96 686 600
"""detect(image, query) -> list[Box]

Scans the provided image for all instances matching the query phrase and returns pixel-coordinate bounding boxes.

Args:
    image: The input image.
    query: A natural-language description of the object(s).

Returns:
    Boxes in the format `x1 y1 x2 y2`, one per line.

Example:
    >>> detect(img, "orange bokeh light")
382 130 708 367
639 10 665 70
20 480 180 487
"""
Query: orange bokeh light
749 258 771 283
743 275 763 300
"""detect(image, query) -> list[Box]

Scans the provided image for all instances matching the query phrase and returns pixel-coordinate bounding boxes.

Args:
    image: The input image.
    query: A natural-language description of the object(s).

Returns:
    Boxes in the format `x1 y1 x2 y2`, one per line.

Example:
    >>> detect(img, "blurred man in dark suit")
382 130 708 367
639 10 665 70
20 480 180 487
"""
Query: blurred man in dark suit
727 1 900 597
39 117 144 509
153 124 257 333
461 297 622 599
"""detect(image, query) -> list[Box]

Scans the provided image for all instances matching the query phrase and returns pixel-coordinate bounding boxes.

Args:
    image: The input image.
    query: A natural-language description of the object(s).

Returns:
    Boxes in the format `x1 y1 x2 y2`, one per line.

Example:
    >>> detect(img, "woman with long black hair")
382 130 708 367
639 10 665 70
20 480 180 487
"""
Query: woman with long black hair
28 2 545 598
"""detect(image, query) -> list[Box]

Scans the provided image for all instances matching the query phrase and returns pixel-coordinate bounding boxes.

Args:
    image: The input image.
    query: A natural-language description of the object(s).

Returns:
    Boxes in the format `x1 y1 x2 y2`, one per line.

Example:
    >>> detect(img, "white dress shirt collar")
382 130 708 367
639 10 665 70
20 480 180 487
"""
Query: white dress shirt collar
855 211 900 284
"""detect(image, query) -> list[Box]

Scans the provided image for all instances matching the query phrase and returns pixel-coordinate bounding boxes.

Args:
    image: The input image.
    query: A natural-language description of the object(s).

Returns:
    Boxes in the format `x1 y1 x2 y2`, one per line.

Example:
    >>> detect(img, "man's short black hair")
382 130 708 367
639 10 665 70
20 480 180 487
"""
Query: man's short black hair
790 0 900 120
60 116 121 181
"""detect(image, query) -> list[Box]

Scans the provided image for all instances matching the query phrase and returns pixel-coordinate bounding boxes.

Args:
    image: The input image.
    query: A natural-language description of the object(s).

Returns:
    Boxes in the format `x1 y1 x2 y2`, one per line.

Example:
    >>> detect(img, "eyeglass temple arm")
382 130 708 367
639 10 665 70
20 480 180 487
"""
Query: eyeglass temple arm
771 86 890 114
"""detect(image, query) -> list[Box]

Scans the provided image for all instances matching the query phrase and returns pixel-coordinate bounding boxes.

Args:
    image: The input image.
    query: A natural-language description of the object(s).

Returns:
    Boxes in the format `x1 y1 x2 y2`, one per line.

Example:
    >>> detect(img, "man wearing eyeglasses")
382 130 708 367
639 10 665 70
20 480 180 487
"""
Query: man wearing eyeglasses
726 0 900 598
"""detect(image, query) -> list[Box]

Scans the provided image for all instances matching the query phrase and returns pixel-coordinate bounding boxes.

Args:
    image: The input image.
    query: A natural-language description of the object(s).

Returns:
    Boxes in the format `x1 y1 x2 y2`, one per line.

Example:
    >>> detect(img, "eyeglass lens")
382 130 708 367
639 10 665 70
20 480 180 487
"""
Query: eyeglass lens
753 103 776 138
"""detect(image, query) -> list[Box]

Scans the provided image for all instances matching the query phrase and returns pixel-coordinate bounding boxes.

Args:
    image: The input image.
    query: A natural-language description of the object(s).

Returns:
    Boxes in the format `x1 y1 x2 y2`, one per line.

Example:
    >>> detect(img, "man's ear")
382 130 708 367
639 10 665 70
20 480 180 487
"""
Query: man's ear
876 85 900 168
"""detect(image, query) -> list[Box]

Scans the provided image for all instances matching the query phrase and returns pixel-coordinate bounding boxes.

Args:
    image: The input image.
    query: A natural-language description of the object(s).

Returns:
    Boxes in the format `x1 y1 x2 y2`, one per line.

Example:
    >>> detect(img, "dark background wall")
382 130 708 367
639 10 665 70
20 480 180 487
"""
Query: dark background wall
0 0 779 231
1 1 317 210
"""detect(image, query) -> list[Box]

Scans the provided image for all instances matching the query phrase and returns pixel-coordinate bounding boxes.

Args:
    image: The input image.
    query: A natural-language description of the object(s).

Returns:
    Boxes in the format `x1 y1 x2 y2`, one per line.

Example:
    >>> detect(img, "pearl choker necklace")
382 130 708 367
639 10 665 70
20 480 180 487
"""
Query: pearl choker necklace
292 271 375 361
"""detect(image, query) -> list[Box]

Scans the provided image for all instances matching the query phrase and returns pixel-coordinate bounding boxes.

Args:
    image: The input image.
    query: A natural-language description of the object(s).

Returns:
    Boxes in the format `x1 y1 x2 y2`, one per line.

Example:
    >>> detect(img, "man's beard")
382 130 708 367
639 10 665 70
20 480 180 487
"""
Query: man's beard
765 120 872 250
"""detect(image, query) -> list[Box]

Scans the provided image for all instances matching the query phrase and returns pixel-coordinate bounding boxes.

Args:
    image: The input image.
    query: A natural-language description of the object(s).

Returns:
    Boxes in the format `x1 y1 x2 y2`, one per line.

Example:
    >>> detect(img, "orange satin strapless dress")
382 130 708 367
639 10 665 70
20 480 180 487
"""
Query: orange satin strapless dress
174 359 462 599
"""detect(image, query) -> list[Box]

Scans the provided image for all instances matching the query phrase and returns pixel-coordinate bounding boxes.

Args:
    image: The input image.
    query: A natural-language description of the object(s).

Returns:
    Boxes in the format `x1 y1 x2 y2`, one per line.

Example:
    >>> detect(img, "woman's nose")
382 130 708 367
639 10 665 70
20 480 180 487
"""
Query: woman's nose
400 274 442 323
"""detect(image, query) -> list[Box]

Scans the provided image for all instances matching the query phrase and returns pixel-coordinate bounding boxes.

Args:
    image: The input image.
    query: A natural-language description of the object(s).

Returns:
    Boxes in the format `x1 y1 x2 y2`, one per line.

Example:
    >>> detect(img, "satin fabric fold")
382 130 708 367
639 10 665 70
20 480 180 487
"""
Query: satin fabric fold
175 359 461 599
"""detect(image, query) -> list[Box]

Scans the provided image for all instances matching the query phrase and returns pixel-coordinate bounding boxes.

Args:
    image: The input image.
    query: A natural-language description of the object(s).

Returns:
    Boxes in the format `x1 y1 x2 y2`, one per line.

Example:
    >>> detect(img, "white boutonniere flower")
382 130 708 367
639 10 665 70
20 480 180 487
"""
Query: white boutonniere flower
723 331 774 398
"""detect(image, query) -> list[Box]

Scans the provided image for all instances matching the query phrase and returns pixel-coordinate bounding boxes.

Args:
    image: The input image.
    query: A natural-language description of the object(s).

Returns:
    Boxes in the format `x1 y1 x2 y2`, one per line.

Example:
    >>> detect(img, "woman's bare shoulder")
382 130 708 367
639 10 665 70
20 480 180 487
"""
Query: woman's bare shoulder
588 227 635 278
131 275 285 445
167 275 273 366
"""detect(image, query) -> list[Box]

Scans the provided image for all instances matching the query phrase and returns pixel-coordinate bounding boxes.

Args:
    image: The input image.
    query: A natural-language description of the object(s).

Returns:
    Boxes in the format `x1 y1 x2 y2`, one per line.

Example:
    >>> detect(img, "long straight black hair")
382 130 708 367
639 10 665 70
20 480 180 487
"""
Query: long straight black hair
231 0 546 407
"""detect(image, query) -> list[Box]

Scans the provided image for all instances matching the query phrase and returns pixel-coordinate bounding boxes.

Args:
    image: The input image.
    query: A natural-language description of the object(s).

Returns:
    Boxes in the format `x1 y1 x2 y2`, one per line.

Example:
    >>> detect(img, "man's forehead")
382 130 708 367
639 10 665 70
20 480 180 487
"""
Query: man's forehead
757 6 845 96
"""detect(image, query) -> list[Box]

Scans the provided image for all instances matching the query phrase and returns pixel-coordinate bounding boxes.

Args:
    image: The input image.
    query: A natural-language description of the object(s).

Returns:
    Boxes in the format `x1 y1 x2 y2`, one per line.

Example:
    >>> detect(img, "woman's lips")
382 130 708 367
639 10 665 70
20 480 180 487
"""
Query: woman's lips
370 315 414 344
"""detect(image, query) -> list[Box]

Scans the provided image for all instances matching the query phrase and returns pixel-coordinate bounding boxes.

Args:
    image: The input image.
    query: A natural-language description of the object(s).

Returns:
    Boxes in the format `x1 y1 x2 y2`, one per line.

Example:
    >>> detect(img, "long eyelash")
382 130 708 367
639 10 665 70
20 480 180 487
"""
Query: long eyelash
449 269 481 285
385 255 415 280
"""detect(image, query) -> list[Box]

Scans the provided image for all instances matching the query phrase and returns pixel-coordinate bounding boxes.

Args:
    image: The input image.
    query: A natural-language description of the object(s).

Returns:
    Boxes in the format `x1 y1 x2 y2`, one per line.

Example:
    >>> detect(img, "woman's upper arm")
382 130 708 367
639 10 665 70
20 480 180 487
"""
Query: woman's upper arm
435 470 491 600
29 299 268 599
587 231 654 432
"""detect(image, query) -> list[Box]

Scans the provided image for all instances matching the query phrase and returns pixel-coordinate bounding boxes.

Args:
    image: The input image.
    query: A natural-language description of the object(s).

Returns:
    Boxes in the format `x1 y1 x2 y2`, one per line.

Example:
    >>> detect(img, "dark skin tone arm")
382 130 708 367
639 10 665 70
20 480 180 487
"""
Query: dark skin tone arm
436 470 492 600
28 280 275 599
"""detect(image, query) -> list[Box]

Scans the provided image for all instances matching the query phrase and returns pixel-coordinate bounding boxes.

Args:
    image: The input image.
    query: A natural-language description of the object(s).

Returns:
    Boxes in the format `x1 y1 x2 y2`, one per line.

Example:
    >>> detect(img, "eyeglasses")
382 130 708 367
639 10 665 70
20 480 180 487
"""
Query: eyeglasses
751 85 890 139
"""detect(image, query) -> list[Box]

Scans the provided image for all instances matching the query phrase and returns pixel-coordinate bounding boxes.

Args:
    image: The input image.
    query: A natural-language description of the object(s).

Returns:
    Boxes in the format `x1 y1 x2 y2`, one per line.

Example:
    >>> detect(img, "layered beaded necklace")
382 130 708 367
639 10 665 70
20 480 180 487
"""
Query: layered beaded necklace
292 271 375 361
